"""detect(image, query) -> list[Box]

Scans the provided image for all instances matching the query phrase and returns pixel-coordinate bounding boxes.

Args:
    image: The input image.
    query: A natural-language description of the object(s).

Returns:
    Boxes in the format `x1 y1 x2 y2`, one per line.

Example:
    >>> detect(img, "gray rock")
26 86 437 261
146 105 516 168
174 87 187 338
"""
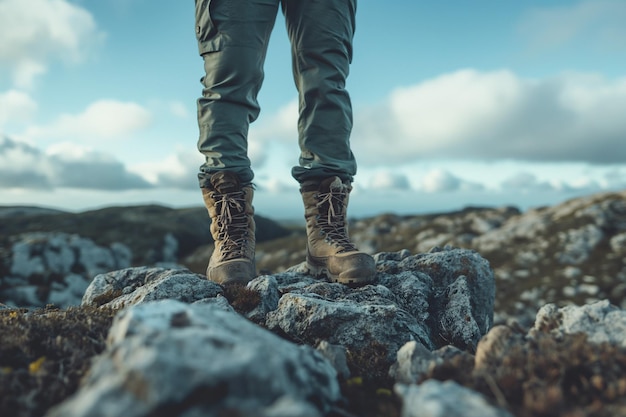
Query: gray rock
246 275 281 324
317 341 350 380
82 267 222 309
161 232 179 263
474 325 523 370
377 247 494 350
557 224 604 265
436 275 482 351
394 380 513 417
2 232 132 307
53 247 496 417
47 300 340 417
397 247 495 339
48 274 91 308
10 237 46 277
192 294 235 312
265 283 434 361
390 342 468 385
0 284 40 307
530 300 626 347
389 341 436 384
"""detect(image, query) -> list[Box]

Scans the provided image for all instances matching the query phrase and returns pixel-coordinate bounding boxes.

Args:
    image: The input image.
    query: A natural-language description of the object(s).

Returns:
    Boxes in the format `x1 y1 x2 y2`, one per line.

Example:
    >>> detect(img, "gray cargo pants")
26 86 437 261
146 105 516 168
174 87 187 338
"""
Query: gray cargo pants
195 0 358 188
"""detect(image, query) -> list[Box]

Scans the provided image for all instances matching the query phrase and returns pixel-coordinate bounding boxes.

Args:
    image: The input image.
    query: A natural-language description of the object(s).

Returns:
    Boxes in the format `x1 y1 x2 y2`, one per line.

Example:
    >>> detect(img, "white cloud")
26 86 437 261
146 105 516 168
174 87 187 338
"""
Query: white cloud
248 138 268 167
0 90 38 128
250 100 298 140
498 171 603 194
352 69 626 166
247 100 299 169
24 100 152 141
129 149 204 190
368 171 411 191
0 0 104 88
500 172 553 192
519 0 626 53
420 169 461 193
155 151 203 190
0 134 52 188
0 136 151 190
602 168 626 189
256 177 296 194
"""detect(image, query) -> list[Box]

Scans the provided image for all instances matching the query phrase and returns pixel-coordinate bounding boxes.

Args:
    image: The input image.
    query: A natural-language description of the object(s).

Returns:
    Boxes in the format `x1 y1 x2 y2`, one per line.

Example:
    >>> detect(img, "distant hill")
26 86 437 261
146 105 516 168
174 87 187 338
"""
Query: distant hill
1 190 625 324
0 204 292 266
0 206 67 218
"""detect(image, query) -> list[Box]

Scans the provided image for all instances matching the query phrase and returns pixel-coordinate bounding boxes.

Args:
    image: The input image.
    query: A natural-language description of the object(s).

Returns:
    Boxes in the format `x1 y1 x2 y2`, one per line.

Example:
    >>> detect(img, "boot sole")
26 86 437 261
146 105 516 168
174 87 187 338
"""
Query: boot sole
306 260 374 287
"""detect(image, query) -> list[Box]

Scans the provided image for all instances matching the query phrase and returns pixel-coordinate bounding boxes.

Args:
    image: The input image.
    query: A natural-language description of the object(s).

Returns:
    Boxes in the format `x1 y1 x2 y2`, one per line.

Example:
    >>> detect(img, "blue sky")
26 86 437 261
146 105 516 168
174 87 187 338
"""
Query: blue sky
1 0 625 219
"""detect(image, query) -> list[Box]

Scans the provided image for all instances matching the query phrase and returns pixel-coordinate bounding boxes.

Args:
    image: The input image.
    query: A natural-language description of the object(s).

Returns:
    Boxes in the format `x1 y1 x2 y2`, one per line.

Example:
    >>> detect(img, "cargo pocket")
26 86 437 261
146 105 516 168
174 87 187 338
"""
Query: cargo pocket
195 0 223 54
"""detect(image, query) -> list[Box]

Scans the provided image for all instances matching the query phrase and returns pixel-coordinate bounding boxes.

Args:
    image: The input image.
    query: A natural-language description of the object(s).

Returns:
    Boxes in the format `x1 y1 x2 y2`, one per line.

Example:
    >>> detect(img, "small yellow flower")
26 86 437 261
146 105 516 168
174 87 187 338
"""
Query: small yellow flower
29 356 46 374
346 376 363 387
376 388 392 396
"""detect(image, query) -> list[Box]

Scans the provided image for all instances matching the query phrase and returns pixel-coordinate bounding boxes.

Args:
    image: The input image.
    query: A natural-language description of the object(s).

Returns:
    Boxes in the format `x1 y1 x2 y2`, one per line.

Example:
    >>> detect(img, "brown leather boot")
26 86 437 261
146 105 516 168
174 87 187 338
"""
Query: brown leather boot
201 171 256 285
301 176 376 286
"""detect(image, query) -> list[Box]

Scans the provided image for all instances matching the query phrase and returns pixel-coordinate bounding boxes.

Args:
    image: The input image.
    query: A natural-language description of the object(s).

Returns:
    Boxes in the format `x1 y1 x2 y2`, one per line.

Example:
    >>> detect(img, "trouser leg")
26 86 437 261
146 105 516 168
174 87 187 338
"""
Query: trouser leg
283 0 358 183
195 0 279 187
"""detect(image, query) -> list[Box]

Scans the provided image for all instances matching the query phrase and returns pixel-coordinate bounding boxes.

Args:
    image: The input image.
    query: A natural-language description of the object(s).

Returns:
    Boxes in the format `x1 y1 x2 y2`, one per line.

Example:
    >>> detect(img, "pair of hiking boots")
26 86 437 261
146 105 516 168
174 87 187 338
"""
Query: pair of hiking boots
201 171 376 286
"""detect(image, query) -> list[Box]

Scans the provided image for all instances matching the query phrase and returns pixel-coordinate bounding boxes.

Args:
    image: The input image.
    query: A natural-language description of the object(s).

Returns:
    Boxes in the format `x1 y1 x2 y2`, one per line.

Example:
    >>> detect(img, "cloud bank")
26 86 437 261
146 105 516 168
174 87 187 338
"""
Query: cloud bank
0 136 151 190
22 100 153 141
0 0 104 88
2 69 626 196
351 70 626 165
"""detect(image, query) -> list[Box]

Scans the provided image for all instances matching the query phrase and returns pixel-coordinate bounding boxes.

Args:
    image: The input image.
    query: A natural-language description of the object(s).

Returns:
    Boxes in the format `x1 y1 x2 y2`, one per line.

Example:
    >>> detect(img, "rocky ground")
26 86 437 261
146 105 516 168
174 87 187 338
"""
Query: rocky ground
249 190 626 327
0 189 625 416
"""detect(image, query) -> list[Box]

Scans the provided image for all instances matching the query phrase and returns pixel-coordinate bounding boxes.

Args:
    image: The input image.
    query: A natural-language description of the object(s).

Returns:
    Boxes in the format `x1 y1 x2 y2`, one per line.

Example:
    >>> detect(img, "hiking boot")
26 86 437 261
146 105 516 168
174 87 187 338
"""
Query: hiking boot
201 171 256 285
301 176 376 286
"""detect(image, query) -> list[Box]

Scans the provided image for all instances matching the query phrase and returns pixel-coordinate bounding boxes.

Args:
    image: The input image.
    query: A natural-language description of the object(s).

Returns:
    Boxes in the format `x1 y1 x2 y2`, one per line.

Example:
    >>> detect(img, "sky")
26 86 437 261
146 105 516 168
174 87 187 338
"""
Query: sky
1 0 625 220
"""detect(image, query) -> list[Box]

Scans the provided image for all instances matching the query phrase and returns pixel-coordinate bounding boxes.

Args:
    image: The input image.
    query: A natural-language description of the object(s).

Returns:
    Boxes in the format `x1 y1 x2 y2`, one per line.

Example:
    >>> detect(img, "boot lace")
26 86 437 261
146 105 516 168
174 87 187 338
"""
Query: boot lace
316 188 357 253
212 191 250 261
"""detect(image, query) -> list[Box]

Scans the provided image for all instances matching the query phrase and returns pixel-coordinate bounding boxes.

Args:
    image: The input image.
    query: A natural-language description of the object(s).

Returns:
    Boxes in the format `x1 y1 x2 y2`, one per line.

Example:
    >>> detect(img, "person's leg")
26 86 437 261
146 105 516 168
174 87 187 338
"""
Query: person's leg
195 0 279 284
195 0 280 187
283 0 375 286
282 0 358 183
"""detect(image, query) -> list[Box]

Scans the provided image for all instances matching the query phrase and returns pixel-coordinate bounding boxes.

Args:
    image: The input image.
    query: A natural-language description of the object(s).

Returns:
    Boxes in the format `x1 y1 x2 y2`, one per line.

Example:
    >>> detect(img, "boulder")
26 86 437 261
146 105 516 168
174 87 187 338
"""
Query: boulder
530 299 626 347
1 232 131 308
47 300 340 417
394 380 513 417
82 266 222 309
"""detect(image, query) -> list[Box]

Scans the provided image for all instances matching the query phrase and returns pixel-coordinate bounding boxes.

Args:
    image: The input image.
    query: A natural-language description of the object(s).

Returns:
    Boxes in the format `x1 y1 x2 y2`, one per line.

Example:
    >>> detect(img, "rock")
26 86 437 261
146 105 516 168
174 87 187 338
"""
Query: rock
375 247 494 351
266 264 445 353
266 286 433 361
394 380 513 417
557 224 604 265
84 247 494 369
1 232 132 308
530 300 626 347
48 274 92 308
317 341 350 380
435 275 482 351
82 266 222 309
389 341 436 384
397 247 495 339
40 248 495 416
48 300 340 417
389 342 468 385
474 325 523 370
246 275 281 325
